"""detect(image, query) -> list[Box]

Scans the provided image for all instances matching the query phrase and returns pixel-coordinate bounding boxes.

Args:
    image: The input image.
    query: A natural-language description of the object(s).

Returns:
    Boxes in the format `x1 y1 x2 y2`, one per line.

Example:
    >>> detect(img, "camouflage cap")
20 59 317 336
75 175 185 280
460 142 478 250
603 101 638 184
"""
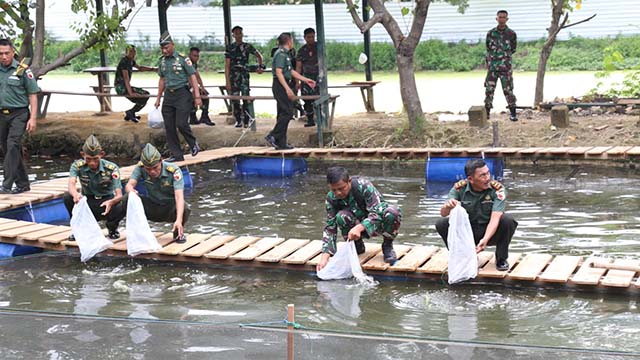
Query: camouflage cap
159 30 173 46
140 143 161 167
81 135 102 156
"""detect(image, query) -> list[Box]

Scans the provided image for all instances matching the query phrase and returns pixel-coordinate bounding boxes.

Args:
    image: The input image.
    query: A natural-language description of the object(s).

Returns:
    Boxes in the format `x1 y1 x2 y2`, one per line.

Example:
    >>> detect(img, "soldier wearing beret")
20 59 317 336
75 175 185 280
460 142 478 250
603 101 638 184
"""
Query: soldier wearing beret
154 31 200 162
64 135 125 240
124 143 190 243
0 38 40 194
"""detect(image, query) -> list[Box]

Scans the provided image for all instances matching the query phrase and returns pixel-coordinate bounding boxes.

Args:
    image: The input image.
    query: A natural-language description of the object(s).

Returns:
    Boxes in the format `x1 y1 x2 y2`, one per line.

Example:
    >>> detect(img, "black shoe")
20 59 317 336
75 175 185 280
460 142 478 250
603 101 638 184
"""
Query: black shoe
165 156 184 162
264 135 277 148
234 121 243 128
509 114 518 122
485 107 491 119
382 241 397 264
496 259 510 271
304 121 316 127
12 186 30 194
509 107 518 122
125 110 139 123
354 239 365 255
0 187 12 194
201 117 215 126
276 144 294 150
107 230 120 240
68 234 75 241
174 234 187 244
191 143 200 157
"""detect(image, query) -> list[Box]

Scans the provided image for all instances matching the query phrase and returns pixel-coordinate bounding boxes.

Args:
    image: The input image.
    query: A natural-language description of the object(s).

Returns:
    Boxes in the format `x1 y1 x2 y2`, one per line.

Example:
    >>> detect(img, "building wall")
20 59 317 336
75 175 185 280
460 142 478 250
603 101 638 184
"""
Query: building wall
44 0 640 44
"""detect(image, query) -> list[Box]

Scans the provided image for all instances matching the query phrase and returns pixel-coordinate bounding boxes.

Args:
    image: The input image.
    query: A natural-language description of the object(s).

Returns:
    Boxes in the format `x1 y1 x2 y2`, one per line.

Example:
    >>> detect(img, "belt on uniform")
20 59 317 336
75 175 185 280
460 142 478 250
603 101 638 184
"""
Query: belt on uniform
87 194 114 200
0 107 27 115
167 86 189 93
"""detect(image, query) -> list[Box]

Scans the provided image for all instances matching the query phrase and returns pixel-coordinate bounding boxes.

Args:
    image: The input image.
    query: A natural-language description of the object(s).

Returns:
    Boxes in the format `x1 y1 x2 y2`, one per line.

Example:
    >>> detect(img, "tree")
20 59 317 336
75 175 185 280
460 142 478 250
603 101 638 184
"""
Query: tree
533 0 595 107
0 0 133 77
345 0 467 132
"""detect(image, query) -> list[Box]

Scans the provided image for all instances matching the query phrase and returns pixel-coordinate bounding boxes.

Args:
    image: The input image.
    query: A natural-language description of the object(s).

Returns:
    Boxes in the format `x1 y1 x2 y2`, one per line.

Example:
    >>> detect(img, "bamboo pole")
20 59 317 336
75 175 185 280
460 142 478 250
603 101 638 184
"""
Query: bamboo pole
287 303 295 360
591 262 640 273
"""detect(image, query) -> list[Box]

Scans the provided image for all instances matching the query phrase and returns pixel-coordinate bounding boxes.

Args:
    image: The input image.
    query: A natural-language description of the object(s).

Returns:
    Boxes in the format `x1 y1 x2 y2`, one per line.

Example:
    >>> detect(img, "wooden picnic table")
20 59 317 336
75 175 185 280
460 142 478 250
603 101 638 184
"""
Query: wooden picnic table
83 66 119 112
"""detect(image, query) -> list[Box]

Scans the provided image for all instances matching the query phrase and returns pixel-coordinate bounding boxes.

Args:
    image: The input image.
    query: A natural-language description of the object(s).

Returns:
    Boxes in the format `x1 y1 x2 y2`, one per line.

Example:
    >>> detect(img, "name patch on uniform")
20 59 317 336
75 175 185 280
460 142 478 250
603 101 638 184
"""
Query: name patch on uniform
8 75 19 80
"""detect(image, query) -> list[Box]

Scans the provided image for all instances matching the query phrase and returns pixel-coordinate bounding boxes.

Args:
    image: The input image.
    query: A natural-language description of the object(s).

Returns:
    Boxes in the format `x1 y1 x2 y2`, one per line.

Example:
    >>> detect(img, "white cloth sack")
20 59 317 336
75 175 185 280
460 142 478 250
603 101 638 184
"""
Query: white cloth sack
447 204 478 284
125 192 161 256
317 241 370 282
148 107 164 129
70 197 112 262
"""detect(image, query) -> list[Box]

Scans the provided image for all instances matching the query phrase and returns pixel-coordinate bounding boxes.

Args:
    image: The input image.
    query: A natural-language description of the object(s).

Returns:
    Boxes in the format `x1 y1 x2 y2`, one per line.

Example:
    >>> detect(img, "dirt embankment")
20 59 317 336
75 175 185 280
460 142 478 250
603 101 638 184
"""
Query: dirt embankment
26 110 640 159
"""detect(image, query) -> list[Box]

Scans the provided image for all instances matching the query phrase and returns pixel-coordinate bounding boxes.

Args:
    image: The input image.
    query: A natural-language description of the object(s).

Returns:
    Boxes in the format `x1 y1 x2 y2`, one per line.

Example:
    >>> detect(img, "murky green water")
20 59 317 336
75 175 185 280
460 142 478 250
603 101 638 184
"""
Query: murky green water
1 158 639 358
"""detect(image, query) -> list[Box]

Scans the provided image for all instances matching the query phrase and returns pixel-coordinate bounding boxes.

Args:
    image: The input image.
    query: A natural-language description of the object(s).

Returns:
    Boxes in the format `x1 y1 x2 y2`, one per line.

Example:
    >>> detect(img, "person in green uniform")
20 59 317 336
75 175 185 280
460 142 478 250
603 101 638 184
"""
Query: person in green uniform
154 31 200 162
436 159 518 271
485 10 518 121
296 28 319 127
124 143 190 243
0 38 40 194
316 167 402 272
114 44 157 123
265 32 316 150
64 135 125 240
225 26 263 128
188 47 215 126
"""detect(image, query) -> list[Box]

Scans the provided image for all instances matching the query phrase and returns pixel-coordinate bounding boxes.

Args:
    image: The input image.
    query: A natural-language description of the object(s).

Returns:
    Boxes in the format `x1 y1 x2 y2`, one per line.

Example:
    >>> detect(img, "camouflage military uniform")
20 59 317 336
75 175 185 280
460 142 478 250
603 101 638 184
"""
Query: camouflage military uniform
322 177 402 255
435 179 518 262
114 56 149 113
296 43 319 124
484 26 517 110
225 42 259 125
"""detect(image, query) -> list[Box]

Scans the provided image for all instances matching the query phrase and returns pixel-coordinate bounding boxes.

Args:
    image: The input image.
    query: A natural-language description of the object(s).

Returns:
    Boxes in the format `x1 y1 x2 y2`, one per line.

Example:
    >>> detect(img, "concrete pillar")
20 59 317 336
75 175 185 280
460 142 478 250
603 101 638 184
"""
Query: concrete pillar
551 105 570 128
468 106 487 127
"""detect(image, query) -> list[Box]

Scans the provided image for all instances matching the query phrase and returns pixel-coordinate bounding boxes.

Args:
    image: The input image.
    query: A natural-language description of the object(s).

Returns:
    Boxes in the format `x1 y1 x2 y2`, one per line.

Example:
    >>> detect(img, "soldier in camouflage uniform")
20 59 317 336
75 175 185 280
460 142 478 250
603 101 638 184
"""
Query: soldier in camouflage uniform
114 45 156 123
484 10 518 121
296 28 319 127
64 135 125 240
316 167 402 272
436 159 518 272
225 26 263 128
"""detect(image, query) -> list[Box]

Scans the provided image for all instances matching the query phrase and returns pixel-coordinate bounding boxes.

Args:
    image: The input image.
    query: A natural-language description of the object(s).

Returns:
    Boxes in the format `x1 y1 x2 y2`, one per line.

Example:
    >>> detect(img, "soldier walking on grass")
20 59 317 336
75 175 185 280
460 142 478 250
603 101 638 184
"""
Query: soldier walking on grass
485 10 518 122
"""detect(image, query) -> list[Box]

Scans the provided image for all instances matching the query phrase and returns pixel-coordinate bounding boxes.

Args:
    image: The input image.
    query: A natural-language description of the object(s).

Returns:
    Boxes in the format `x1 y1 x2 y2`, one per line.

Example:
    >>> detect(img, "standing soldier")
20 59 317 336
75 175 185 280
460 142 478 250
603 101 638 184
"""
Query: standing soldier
188 47 215 126
296 28 319 127
0 38 39 194
265 33 316 150
114 44 156 123
154 31 201 162
64 135 125 240
124 143 190 243
225 26 263 128
484 10 518 121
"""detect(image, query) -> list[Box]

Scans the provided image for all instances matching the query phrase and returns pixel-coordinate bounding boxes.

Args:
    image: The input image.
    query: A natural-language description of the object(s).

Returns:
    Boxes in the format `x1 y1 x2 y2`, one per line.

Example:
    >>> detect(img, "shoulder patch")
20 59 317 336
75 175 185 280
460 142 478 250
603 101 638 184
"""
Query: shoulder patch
74 159 86 167
185 58 193 66
105 163 115 170
173 171 182 181
137 161 144 167
454 180 467 190
178 52 185 57
166 165 176 173
490 180 503 191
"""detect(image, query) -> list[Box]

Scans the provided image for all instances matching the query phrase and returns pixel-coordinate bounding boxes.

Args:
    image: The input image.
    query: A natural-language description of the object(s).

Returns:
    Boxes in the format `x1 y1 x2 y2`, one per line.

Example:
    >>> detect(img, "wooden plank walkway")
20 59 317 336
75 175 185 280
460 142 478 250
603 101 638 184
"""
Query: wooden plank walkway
1 219 639 292
2 145 640 213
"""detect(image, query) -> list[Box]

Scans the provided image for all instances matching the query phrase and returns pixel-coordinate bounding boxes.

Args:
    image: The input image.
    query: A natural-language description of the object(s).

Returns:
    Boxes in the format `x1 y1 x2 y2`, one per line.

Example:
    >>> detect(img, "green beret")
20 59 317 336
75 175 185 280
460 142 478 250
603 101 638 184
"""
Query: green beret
159 30 173 46
140 143 161 167
82 135 102 156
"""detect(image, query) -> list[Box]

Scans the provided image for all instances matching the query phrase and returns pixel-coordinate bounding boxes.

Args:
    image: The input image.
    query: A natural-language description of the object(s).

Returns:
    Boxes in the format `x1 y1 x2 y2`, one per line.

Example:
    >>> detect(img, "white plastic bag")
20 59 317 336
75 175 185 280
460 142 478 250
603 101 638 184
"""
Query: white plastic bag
447 204 478 284
317 241 371 283
70 197 112 262
148 107 164 129
125 192 161 256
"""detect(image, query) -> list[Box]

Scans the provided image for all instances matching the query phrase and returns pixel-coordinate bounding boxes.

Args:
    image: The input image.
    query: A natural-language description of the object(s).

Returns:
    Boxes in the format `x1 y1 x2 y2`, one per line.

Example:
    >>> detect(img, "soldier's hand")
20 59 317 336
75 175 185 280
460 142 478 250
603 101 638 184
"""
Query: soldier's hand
347 224 364 241
73 193 83 203
307 80 316 89
172 221 184 237
316 253 331 272
475 238 489 253
286 88 296 101
444 199 459 210
100 200 112 216
154 99 161 108
226 84 231 93
194 97 202 107
256 68 263 74
26 118 37 134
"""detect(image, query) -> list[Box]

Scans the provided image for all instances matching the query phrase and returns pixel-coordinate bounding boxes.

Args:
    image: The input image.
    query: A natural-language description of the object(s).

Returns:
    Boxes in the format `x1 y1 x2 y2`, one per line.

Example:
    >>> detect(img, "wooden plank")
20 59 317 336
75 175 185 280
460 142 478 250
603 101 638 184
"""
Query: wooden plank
39 229 73 244
0 223 53 238
230 237 285 261
625 146 640 156
600 259 640 288
0 220 35 232
110 232 171 252
205 236 260 259
0 218 16 225
478 252 521 278
567 147 593 155
477 252 494 268
389 245 438 272
537 255 582 283
416 248 449 274
181 235 235 257
282 240 323 265
0 198 30 207
0 203 10 210
518 147 545 155
570 257 611 285
546 147 570 155
605 146 633 156
256 239 310 263
508 254 553 281
358 242 381 264
362 244 412 271
158 233 212 256
585 146 613 156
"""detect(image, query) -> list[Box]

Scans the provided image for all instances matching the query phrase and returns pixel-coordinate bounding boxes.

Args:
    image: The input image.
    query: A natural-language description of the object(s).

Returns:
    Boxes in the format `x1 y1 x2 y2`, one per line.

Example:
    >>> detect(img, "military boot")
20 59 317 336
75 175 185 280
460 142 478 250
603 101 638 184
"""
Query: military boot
509 107 518 122
354 239 366 255
382 239 397 264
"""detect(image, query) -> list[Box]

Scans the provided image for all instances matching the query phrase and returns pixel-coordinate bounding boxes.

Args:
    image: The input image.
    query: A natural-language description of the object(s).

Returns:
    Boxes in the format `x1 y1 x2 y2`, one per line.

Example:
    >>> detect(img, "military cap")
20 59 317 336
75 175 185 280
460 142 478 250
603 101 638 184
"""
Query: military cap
81 135 103 156
140 143 162 167
159 31 173 46
231 26 243 32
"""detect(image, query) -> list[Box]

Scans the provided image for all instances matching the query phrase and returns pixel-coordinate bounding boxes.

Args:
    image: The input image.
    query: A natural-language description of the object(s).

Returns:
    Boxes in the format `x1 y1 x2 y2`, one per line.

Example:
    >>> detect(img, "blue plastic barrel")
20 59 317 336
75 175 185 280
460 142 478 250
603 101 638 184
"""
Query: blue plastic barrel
0 197 69 224
425 157 504 197
0 243 42 259
234 156 308 177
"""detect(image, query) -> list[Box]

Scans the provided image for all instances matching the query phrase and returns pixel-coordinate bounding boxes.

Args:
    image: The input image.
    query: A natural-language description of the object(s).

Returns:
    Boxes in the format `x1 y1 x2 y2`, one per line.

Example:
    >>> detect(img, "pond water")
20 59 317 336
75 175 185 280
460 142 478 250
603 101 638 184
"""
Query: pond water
1 158 639 358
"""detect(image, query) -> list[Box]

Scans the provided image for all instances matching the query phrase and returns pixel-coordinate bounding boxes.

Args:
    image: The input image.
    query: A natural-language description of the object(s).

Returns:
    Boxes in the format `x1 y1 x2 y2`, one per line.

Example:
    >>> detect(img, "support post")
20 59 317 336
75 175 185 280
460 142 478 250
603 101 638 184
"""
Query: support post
314 0 329 147
95 0 111 112
222 0 232 47
362 0 375 112
157 0 168 35
287 304 295 360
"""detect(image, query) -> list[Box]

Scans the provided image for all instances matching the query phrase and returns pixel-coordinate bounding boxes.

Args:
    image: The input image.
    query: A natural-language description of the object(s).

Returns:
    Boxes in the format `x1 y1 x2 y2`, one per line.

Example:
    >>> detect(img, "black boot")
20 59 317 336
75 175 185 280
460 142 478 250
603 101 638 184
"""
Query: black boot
200 114 215 126
485 107 491 120
382 239 397 264
354 239 366 255
509 107 518 122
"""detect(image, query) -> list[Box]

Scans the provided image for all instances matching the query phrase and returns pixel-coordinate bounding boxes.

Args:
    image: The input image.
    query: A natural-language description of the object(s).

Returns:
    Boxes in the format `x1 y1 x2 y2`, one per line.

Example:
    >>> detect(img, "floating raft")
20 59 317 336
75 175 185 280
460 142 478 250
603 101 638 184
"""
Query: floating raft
0 218 638 292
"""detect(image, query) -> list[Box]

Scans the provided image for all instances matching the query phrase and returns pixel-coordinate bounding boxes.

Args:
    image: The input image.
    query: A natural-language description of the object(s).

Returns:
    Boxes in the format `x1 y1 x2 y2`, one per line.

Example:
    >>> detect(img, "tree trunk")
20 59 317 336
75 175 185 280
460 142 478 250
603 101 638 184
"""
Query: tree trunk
534 40 555 107
32 0 45 69
396 51 423 130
